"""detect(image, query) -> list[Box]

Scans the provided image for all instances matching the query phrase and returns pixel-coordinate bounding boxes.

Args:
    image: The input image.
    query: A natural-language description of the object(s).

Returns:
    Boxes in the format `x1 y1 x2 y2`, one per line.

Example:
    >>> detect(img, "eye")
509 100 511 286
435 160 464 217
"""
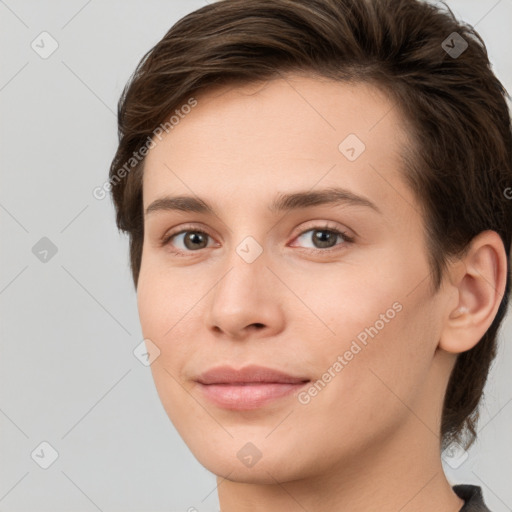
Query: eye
161 227 215 253
160 222 354 256
291 225 354 252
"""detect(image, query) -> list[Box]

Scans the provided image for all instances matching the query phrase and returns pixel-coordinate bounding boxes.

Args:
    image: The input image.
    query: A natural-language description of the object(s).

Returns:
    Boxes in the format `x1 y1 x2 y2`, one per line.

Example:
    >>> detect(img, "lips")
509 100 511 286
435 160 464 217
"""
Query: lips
195 364 310 385
194 365 310 410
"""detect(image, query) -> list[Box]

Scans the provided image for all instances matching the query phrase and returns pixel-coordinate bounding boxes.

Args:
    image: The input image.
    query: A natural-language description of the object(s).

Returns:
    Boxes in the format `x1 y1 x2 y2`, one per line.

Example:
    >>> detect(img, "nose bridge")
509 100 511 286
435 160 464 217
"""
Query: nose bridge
205 231 283 337
215 233 268 304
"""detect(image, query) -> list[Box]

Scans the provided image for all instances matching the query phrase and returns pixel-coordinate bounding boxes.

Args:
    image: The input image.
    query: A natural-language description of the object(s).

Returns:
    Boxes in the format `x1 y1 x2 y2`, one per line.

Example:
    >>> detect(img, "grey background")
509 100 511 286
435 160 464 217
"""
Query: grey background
0 1 511 511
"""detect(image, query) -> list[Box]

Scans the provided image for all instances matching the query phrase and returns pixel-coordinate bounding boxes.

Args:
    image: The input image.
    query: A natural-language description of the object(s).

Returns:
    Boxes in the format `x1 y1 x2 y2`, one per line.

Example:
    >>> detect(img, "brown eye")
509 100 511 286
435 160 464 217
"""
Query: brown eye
295 227 352 250
312 229 339 248
164 230 212 251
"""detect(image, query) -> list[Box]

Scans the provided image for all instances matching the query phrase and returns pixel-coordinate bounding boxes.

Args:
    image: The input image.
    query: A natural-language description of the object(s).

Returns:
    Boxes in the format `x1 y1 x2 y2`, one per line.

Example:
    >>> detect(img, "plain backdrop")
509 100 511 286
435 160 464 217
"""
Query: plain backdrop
1 1 511 511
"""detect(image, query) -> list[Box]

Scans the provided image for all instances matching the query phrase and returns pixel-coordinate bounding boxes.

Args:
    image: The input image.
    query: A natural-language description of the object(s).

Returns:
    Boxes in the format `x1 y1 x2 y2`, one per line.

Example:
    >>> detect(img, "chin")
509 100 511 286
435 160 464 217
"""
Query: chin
198 453 306 484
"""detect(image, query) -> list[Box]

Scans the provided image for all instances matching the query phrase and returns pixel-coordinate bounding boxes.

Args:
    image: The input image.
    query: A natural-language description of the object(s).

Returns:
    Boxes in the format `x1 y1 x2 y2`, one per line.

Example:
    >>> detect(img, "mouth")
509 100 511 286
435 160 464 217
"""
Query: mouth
194 364 311 410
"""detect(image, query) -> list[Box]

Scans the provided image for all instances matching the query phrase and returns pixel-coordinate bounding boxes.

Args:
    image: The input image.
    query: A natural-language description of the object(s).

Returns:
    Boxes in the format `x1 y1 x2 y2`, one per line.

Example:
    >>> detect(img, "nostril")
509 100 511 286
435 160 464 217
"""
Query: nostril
251 323 265 329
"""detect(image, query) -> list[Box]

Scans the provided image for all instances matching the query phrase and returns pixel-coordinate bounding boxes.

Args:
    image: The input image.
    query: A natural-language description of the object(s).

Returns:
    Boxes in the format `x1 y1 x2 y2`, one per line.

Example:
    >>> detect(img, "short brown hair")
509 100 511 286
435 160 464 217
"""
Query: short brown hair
109 0 512 450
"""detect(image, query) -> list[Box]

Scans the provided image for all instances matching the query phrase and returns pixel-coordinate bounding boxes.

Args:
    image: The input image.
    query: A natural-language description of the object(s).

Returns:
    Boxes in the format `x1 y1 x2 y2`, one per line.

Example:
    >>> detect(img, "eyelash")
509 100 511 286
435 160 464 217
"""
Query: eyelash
160 222 354 257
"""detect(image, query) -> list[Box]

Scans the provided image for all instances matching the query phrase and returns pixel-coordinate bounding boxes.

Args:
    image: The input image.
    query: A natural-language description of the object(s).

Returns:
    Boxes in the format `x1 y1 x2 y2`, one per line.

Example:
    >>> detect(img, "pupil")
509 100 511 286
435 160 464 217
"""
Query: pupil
186 232 206 249
314 230 335 248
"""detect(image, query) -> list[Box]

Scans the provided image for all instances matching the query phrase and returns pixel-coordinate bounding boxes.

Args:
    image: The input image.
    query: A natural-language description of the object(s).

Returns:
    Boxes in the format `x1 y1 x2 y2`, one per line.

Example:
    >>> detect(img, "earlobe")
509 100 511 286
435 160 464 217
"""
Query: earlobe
438 230 507 355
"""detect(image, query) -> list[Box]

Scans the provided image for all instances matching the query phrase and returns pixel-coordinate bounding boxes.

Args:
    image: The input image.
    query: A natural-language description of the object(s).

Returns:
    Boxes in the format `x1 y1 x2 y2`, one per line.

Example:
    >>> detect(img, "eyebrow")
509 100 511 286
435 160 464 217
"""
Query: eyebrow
144 187 381 217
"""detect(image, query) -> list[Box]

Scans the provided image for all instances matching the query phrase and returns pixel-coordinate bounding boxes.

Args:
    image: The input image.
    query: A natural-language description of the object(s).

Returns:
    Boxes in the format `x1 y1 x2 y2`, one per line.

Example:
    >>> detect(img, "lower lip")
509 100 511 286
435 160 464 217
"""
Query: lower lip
196 382 309 410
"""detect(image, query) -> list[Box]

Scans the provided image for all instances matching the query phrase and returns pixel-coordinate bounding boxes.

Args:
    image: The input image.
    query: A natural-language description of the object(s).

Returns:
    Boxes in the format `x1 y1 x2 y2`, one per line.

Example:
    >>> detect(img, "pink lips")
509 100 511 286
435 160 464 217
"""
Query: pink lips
194 364 310 410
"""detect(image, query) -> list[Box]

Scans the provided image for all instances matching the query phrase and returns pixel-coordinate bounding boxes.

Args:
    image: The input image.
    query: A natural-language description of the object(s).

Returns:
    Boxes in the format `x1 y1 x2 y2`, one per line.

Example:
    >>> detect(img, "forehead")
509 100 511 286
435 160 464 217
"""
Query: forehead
142 74 413 219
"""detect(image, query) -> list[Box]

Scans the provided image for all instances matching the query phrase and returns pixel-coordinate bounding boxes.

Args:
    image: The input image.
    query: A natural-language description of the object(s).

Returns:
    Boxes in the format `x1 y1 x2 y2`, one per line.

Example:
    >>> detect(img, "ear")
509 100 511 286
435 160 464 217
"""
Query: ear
439 230 508 354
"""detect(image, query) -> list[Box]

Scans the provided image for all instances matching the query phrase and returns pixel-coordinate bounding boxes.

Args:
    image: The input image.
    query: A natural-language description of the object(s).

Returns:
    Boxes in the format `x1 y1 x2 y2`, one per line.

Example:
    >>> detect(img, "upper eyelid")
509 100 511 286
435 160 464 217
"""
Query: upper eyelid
163 223 215 242
164 221 349 238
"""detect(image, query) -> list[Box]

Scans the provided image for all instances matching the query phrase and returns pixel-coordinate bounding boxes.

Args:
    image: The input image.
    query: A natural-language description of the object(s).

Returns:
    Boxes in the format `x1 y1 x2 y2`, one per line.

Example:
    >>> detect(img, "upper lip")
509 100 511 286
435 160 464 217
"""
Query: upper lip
195 364 310 385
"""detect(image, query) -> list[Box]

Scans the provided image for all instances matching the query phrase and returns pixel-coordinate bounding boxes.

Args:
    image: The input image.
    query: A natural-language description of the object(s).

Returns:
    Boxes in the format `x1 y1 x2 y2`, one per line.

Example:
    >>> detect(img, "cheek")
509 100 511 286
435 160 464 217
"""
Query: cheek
286 259 404 344
294 261 437 415
136 269 199 425
136 270 189 401
136 260 200 339
290 303 436 461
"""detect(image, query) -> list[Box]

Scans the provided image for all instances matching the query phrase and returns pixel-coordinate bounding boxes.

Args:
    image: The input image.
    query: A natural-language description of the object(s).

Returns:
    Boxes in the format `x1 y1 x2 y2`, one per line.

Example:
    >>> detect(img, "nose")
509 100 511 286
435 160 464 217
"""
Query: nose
204 249 286 341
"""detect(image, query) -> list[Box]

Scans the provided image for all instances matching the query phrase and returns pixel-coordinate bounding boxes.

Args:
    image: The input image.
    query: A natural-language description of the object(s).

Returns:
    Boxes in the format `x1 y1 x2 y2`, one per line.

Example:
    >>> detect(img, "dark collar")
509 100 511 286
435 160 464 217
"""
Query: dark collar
453 484 491 511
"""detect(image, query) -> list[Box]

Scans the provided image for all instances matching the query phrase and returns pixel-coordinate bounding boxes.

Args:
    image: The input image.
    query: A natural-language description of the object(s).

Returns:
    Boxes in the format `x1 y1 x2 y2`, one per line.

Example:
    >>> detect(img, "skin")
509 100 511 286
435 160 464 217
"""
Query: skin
137 73 507 512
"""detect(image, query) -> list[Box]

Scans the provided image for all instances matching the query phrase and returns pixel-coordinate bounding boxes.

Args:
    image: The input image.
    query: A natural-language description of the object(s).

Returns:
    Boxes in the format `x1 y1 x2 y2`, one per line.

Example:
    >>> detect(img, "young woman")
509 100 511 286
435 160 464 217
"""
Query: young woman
108 0 511 510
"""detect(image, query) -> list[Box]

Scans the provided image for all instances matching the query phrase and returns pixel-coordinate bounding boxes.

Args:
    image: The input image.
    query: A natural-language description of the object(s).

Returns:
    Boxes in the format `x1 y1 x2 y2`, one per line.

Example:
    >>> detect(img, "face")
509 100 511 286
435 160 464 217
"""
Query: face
137 74 452 483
